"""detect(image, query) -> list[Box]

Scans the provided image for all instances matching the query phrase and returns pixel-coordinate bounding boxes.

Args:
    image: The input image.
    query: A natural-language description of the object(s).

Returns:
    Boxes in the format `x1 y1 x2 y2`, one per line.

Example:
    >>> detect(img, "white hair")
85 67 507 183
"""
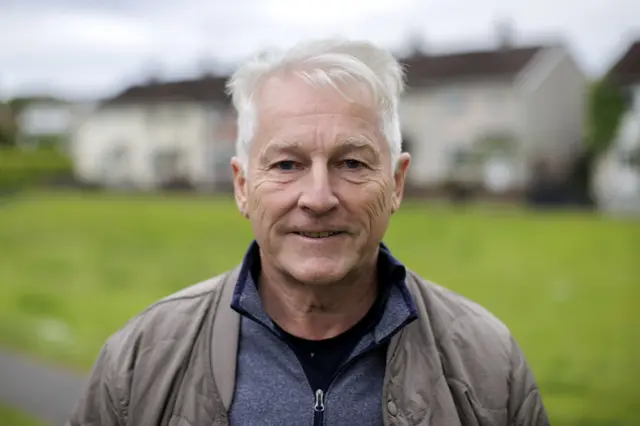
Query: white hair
225 38 406 171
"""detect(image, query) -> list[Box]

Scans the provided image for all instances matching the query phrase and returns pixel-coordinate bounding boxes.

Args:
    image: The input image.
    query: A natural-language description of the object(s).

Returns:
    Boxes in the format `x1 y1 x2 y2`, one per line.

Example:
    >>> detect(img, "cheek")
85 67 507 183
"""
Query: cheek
247 180 297 232
339 178 393 227
366 186 392 225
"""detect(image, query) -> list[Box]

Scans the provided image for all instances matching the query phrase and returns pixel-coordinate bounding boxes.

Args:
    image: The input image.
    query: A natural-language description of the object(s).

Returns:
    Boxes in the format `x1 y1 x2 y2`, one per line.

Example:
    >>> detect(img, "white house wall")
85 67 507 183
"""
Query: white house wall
72 102 222 190
143 103 214 188
72 106 148 187
400 81 520 186
516 47 587 181
592 108 640 215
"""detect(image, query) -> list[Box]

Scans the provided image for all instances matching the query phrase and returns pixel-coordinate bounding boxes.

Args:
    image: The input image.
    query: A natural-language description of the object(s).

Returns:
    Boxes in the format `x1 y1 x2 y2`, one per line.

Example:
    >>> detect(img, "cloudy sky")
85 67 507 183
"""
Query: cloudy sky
1 0 638 101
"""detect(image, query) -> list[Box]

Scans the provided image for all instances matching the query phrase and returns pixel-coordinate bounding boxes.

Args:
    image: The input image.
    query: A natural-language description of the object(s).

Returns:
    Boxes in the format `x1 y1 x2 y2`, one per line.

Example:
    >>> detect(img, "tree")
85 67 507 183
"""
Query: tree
0 102 16 147
566 77 631 205
585 78 628 157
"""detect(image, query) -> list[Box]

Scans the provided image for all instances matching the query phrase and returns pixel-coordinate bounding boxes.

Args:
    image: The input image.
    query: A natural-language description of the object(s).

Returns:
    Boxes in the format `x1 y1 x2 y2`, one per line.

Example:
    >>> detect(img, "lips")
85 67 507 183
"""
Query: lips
294 231 344 238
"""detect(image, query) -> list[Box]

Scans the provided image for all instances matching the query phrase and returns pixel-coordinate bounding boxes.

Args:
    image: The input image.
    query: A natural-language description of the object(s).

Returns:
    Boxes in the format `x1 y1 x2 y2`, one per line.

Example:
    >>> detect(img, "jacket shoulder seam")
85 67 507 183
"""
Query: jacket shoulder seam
121 275 226 328
442 309 510 343
143 288 217 312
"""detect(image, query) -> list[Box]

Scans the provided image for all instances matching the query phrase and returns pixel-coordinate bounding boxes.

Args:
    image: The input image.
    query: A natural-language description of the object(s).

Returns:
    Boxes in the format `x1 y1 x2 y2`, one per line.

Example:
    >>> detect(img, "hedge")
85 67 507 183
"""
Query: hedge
0 148 73 191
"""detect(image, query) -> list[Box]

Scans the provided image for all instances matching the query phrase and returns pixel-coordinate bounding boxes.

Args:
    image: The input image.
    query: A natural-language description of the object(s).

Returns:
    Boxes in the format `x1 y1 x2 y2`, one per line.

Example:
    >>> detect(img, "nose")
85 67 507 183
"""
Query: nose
297 163 339 215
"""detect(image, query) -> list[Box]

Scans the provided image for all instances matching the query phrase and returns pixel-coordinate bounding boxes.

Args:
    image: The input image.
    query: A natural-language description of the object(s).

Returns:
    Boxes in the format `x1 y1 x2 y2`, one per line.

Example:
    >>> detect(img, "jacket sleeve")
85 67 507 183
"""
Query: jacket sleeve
507 336 550 426
65 341 124 426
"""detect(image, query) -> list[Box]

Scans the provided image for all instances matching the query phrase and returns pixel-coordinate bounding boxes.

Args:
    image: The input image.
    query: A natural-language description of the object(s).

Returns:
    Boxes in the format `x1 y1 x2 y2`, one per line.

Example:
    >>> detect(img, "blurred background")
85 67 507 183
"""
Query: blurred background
0 0 639 425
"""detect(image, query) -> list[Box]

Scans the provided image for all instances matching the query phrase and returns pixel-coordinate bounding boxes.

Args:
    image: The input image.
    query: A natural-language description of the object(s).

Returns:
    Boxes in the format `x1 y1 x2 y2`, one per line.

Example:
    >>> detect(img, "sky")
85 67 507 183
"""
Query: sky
1 0 639 101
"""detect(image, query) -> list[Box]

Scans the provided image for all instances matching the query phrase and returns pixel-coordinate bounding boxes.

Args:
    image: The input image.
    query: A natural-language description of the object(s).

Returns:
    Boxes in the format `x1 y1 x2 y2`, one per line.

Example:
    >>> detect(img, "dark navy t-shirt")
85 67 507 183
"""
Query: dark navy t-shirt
251 254 396 392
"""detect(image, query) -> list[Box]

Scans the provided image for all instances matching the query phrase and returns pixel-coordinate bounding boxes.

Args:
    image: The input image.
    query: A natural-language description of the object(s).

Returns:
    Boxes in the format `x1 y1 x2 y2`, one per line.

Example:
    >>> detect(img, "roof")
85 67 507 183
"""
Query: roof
103 45 546 105
400 46 544 87
104 75 230 105
608 41 640 85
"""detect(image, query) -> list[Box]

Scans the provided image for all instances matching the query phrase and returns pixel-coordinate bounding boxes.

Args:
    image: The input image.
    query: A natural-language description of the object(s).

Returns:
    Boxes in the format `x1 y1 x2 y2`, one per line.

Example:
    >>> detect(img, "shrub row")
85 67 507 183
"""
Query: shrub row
0 148 73 190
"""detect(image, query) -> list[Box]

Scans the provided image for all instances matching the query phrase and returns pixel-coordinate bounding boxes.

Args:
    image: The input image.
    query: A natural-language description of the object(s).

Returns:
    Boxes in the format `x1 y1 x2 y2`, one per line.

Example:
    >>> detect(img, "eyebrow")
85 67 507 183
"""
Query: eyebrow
258 140 304 163
333 137 378 159
258 137 380 163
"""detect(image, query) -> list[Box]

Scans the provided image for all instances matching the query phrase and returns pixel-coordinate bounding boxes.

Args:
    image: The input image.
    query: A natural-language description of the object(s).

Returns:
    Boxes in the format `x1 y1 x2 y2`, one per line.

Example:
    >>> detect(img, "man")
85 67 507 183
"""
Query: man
67 38 549 425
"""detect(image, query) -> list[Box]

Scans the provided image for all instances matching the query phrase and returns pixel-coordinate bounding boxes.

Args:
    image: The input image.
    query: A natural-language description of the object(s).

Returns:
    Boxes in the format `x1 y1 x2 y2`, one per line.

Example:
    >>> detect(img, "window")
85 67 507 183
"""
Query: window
213 146 235 184
447 145 482 184
619 146 640 169
450 147 475 166
101 144 131 188
477 132 517 159
152 148 185 185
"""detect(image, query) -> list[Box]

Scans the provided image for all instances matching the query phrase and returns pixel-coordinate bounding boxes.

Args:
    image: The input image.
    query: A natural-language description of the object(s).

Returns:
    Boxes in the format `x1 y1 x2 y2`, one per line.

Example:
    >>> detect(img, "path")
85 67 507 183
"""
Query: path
0 351 87 426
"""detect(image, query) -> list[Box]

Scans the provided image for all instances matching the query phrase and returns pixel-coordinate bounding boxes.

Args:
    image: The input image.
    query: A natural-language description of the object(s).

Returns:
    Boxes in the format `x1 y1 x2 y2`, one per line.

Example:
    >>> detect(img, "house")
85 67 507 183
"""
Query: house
14 97 84 152
398 41 587 199
592 41 640 215
71 75 236 191
73 39 586 198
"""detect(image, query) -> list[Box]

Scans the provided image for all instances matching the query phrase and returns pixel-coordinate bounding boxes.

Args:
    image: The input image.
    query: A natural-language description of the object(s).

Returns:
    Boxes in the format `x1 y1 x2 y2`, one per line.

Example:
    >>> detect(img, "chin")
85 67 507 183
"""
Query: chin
284 259 350 285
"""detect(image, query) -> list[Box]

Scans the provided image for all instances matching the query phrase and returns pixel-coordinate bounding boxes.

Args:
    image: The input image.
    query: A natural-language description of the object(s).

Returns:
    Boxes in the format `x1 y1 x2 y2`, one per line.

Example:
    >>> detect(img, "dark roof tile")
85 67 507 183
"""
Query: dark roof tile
104 46 546 104
400 46 543 87
104 75 229 105
608 41 640 85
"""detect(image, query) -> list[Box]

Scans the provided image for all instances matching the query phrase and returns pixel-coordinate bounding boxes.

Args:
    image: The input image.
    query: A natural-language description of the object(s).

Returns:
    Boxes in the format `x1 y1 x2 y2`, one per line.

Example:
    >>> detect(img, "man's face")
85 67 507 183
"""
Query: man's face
231 74 410 285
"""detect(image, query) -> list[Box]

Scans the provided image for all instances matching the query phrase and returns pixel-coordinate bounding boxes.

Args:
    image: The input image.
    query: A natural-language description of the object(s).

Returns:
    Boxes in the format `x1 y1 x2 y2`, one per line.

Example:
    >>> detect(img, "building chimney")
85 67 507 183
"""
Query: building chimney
142 59 163 84
198 56 219 78
495 19 515 50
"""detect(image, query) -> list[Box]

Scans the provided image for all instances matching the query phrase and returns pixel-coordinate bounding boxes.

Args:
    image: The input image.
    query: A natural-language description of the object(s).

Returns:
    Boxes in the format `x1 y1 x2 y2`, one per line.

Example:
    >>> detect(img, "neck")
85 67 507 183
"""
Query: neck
258 258 379 341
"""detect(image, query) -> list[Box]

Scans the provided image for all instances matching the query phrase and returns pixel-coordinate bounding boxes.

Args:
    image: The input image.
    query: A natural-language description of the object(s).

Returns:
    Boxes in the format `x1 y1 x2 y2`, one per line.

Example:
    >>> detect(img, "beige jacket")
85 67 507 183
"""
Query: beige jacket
66 267 549 425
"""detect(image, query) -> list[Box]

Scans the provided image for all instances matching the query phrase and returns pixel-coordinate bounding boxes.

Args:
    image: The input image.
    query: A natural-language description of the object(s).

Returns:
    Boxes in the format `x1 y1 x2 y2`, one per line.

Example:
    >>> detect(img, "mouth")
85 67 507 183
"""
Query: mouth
294 231 345 239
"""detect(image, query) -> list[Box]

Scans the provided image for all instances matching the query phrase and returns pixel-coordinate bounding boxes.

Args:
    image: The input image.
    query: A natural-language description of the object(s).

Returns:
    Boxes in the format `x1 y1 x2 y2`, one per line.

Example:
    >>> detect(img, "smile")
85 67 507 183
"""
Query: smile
294 231 343 238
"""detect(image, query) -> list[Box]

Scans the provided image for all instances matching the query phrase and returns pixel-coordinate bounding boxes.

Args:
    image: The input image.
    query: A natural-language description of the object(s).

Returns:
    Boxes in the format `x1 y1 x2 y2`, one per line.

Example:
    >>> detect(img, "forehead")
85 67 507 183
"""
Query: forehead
257 73 376 118
252 74 385 150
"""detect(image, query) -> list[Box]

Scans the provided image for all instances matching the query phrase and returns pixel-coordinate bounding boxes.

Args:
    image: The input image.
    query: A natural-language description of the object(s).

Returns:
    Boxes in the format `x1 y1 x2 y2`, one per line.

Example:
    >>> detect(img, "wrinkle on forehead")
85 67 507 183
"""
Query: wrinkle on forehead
256 73 377 121
258 136 380 164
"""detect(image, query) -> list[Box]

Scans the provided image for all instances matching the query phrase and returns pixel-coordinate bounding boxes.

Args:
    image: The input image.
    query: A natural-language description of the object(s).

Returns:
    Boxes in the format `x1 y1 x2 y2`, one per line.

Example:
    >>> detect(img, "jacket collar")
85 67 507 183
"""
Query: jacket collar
230 240 418 347
210 241 419 412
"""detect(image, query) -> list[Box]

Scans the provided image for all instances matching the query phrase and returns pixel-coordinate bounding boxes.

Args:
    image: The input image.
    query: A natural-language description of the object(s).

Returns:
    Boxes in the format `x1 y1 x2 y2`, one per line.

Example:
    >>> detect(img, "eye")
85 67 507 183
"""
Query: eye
341 159 365 170
273 160 300 171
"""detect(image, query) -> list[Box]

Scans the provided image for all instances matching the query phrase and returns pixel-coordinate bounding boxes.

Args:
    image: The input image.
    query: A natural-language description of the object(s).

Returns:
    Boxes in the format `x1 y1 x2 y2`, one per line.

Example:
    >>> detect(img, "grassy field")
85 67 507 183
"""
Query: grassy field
0 191 638 425
0 405 43 426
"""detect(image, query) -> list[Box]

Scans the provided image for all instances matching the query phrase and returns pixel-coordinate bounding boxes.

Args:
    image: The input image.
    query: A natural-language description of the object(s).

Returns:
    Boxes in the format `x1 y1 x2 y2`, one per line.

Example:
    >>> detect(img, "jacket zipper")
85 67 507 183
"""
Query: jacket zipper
308 318 414 426
239 307 414 425
238 313 329 426
309 340 383 426
313 388 325 426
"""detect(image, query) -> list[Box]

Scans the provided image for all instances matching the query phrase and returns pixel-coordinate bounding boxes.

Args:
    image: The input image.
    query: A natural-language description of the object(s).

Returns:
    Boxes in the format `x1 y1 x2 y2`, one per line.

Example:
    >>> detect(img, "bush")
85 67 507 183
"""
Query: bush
0 148 73 191
0 126 15 147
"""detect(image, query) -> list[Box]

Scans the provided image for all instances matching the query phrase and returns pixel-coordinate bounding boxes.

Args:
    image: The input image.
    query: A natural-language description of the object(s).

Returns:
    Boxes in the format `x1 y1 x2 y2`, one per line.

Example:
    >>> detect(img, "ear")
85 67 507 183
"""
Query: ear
231 157 249 218
391 153 411 214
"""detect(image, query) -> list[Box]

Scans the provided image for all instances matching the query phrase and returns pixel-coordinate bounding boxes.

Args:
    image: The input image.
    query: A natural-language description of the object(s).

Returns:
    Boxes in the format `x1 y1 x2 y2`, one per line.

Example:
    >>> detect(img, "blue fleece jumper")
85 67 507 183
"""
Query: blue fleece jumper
228 241 418 426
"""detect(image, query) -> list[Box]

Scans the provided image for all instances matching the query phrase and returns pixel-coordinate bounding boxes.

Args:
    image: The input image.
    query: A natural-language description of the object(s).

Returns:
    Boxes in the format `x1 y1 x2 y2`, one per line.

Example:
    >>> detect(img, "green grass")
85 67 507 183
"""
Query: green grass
0 191 639 425
0 405 44 426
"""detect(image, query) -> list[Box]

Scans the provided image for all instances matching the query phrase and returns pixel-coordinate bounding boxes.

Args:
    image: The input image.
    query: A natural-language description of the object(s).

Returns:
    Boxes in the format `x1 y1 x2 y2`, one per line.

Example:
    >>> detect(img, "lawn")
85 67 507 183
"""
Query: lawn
0 405 43 426
0 191 638 425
